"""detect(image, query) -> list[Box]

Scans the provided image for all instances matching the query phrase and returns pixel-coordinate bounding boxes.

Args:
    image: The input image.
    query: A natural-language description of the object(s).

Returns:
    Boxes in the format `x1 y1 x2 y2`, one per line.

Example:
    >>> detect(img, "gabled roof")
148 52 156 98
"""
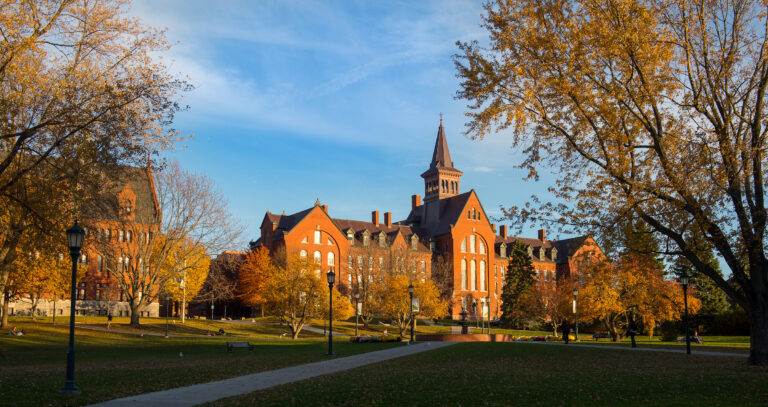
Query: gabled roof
550 236 590 263
83 166 160 224
405 191 474 238
332 218 430 252
262 207 314 234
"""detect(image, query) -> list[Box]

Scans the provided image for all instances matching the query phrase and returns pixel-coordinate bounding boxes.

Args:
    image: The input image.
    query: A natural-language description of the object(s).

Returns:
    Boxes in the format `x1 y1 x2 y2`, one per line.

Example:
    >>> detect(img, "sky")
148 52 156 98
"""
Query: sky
128 0 561 247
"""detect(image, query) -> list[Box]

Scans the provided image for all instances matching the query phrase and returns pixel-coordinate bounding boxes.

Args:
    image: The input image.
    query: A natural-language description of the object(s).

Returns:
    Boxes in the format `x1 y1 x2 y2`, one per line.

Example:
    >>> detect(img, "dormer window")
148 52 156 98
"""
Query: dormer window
379 233 386 247
411 235 418 250
363 235 369 246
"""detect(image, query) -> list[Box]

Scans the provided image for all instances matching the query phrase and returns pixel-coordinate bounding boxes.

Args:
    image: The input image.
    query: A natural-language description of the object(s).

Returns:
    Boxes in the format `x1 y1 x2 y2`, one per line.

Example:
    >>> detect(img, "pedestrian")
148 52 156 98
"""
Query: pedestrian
561 319 571 344
627 319 638 348
107 313 113 330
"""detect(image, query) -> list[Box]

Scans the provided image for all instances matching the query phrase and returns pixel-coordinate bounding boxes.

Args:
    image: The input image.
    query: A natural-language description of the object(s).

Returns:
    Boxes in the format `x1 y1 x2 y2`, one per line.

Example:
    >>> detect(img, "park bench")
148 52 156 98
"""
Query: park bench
226 341 254 351
593 333 611 341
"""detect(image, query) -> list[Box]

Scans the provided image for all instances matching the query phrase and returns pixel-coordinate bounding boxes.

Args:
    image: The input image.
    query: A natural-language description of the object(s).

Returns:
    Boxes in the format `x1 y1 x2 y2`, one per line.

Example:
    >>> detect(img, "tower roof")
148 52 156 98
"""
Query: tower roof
428 118 455 170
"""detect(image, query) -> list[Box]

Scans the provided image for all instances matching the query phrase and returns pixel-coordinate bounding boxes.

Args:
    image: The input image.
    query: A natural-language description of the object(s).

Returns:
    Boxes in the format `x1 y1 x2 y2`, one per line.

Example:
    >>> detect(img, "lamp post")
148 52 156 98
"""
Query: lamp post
165 294 170 338
573 287 579 341
326 268 335 356
680 271 691 355
354 292 360 337
408 283 414 344
60 221 84 395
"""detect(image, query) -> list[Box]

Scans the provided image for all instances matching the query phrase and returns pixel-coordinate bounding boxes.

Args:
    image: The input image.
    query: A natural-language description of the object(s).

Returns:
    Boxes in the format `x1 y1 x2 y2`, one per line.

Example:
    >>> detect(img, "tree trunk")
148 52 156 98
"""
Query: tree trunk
748 300 768 365
129 302 142 327
30 296 39 320
180 300 186 324
1 292 8 328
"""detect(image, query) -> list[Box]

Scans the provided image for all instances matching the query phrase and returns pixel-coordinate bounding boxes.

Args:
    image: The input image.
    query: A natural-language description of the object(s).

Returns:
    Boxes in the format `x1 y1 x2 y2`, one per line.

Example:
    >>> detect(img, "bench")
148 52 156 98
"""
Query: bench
593 333 611 341
226 341 254 351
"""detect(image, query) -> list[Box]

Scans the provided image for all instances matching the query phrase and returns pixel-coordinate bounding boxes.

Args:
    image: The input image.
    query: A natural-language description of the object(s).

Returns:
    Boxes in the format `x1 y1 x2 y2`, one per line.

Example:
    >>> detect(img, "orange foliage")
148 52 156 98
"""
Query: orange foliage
238 246 272 307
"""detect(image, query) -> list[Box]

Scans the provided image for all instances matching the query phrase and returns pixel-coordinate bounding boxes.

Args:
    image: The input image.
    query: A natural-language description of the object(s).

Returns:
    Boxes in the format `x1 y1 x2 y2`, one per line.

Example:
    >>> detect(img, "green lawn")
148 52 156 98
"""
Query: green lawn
0 319 400 407
207 342 768 407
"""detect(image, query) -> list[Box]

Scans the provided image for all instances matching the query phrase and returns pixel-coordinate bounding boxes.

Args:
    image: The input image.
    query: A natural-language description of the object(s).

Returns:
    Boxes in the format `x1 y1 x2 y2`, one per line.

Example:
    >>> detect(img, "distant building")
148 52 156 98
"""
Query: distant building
256 119 604 319
6 166 161 318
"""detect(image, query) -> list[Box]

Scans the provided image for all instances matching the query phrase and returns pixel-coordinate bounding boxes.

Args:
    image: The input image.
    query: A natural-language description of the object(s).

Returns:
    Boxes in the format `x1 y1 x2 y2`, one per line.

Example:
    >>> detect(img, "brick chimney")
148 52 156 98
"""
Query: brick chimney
538 228 546 243
322 204 328 213
372 210 379 226
500 225 507 239
384 212 392 228
411 194 421 210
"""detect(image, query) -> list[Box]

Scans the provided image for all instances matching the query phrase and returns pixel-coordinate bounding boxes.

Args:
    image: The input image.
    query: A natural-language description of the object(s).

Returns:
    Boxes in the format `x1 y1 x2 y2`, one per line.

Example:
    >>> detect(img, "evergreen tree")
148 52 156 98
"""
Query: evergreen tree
501 241 536 325
622 219 665 271
673 254 729 315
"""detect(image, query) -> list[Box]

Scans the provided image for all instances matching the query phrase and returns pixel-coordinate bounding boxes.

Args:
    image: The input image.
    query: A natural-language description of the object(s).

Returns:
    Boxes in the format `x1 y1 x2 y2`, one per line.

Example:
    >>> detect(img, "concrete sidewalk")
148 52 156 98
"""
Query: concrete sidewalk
87 342 455 407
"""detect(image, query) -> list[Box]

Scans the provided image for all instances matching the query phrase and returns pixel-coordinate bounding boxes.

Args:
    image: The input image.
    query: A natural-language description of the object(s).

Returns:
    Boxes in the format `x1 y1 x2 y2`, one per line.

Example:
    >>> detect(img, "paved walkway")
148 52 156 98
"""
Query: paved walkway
87 341 455 407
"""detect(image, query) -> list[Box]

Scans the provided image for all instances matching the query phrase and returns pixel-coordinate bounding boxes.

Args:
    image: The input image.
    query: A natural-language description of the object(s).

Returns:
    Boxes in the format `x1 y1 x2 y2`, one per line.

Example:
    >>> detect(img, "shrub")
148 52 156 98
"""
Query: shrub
659 321 679 342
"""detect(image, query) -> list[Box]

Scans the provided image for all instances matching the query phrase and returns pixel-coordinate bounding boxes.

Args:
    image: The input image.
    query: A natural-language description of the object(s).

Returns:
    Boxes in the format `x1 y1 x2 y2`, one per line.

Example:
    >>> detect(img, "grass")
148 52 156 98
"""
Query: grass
0 319 401 407
207 342 768 407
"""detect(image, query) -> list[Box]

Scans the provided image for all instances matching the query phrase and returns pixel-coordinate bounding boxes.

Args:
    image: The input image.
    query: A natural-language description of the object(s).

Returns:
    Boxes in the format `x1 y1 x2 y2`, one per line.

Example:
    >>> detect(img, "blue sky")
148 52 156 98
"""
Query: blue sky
129 0 561 246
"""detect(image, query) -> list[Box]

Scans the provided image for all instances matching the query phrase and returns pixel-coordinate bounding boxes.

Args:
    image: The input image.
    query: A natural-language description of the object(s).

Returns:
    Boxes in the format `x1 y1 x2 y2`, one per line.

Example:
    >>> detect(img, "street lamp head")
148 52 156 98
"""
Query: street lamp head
66 220 85 253
326 268 335 287
680 273 689 287
408 283 414 295
354 292 360 300
573 287 579 297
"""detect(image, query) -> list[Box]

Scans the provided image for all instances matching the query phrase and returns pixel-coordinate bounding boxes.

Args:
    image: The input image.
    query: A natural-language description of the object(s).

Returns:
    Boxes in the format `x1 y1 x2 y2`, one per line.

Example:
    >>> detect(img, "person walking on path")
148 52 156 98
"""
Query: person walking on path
627 319 638 348
107 313 113 330
561 319 571 344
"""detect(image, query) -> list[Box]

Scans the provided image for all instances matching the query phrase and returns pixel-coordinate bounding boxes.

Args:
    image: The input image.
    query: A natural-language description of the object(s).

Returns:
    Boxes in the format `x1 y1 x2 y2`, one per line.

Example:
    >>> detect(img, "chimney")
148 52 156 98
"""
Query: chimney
538 228 546 243
372 210 379 226
384 212 392 228
411 194 421 210
491 223 496 232
500 225 507 239
322 205 328 213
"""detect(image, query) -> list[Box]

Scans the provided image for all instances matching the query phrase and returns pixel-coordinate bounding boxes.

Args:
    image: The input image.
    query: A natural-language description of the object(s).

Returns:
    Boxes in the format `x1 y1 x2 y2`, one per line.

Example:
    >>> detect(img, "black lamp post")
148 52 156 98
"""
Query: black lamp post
408 283 414 344
326 268 335 356
354 292 360 337
60 220 85 395
680 271 691 355
573 287 579 341
165 294 170 338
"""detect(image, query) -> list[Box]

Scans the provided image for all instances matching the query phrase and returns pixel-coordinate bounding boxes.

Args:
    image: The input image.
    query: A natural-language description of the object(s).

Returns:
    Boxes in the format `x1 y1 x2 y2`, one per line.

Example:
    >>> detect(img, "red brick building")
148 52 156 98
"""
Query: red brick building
256 119 603 319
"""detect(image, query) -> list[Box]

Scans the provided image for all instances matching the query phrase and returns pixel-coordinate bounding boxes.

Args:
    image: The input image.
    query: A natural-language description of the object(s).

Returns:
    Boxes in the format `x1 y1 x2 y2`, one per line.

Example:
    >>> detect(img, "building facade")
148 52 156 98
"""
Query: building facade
257 119 603 319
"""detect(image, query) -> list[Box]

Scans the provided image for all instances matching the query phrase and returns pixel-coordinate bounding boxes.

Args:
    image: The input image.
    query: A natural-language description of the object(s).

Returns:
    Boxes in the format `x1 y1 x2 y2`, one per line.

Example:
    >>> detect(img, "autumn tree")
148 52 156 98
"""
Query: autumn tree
431 253 455 316
161 239 210 322
456 0 768 364
500 241 536 326
520 278 574 337
0 0 188 300
371 274 445 336
238 247 271 317
264 256 329 339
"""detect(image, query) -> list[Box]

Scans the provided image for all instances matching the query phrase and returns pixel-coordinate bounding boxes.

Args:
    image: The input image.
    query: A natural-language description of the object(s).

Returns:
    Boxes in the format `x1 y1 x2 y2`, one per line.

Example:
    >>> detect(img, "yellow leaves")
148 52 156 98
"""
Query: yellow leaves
237 246 271 306
161 238 209 302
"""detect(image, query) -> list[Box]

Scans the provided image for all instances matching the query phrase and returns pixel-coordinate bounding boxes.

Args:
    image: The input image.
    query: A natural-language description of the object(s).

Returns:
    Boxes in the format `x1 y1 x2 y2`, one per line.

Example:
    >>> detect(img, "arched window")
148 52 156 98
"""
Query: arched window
480 260 486 291
461 259 467 290
470 235 476 254
479 238 486 254
461 238 467 253
300 250 307 259
327 252 334 266
313 251 321 265
314 230 321 244
470 260 477 291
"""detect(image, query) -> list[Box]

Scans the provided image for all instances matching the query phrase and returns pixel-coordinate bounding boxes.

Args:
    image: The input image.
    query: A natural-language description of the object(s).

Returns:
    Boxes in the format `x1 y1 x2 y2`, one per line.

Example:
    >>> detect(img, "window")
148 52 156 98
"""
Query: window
314 230 321 244
348 274 352 286
368 257 373 270
79 289 85 300
96 289 101 300
461 238 467 253
420 261 426 274
327 252 334 266
119 230 125 242
300 250 307 259
80 254 87 265
313 251 321 265
479 239 486 254
363 235 369 246
301 236 308 243
106 229 111 240
480 261 486 291
97 255 103 272
461 259 467 291
118 256 123 272
348 255 353 268
470 235 476 254
126 230 132 242
357 256 363 269
327 238 334 246
470 260 477 291
467 210 471 219
379 257 384 268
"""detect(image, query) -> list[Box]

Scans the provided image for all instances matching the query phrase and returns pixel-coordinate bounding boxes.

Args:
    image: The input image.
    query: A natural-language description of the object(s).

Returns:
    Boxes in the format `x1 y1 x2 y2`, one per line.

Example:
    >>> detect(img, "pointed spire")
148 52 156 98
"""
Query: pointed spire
314 198 321 207
429 116 454 170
